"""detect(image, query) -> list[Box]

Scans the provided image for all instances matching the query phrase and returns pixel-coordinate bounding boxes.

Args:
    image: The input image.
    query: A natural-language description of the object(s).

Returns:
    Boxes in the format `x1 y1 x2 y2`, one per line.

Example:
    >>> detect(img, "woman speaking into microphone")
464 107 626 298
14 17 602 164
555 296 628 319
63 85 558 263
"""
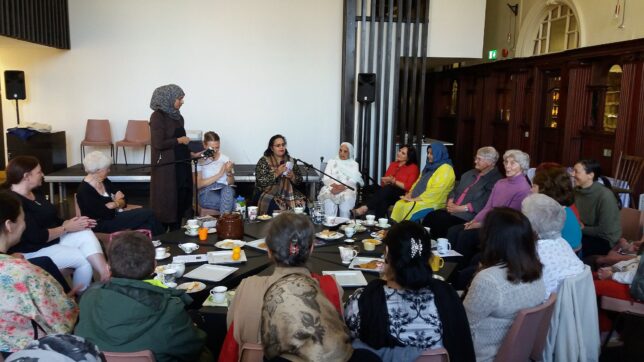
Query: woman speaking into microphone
254 134 306 215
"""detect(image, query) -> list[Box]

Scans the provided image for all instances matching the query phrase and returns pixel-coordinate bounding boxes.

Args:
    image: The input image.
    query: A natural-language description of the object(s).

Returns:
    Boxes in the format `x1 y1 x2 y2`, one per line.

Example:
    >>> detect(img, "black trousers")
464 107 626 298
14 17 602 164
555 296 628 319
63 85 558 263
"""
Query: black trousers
365 185 405 219
95 208 165 236
581 234 612 257
423 209 467 239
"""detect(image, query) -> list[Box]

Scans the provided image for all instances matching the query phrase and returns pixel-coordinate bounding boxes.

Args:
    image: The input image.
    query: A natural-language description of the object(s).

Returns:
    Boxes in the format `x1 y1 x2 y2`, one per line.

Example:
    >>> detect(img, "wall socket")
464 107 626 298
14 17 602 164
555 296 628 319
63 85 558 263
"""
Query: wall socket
603 149 612 157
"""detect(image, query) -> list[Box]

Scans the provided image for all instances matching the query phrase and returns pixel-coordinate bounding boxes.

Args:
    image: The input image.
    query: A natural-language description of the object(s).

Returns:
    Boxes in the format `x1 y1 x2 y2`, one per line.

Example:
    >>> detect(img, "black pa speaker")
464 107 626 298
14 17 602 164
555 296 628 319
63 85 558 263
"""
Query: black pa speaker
4 70 26 100
357 73 376 103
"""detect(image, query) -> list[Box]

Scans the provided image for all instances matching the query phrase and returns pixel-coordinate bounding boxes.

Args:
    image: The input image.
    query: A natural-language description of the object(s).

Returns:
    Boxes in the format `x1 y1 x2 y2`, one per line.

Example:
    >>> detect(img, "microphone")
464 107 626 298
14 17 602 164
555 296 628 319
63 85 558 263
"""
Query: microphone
202 147 215 158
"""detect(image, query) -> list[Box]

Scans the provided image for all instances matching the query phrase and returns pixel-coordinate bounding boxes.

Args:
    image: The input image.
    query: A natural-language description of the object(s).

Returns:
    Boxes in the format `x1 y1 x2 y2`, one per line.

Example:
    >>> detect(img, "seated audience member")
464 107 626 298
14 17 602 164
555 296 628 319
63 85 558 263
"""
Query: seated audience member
423 146 502 239
0 191 78 355
463 207 545 362
531 164 582 251
224 213 353 361
354 144 419 219
572 159 622 257
522 194 585 298
344 221 475 361
75 231 208 362
390 143 455 222
77 151 163 235
197 131 236 213
255 134 306 215
5 334 104 362
448 150 532 273
3 156 110 292
317 142 364 219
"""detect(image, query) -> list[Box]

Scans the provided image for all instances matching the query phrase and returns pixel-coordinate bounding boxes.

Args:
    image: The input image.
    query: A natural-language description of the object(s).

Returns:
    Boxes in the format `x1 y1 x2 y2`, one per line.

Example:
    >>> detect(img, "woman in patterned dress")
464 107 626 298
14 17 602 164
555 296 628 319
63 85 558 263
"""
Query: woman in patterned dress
344 221 474 361
0 190 78 355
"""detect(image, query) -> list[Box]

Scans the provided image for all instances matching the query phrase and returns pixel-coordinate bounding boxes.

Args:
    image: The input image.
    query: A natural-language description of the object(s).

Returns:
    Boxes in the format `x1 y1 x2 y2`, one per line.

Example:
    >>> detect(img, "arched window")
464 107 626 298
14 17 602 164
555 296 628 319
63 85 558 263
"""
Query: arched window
603 65 622 132
532 4 579 55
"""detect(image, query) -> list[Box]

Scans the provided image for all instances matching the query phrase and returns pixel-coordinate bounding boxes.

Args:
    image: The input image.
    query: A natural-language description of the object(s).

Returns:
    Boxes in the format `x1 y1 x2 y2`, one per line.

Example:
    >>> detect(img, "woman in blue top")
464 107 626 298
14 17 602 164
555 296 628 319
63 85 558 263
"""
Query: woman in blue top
531 164 582 252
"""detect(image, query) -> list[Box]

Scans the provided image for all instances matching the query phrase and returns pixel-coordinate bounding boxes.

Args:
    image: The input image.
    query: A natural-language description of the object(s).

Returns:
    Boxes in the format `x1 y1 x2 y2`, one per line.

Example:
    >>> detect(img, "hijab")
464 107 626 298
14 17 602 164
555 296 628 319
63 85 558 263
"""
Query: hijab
334 142 364 186
410 143 452 198
149 84 185 120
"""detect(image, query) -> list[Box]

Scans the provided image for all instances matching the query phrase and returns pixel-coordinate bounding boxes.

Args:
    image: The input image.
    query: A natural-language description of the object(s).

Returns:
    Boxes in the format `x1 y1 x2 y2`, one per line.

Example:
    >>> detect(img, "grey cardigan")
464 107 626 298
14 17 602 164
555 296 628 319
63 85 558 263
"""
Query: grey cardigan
448 168 503 221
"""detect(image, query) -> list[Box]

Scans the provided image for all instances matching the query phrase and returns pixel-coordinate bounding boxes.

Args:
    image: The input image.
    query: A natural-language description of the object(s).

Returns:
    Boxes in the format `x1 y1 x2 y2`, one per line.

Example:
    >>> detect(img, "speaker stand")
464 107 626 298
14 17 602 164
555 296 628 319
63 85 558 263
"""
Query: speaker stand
14 99 20 125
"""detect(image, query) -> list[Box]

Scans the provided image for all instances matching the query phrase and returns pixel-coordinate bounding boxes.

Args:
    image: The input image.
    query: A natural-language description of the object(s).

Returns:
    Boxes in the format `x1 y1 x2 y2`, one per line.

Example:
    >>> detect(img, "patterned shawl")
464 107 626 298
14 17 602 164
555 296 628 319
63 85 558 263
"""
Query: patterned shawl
149 84 185 120
410 143 452 198
257 155 306 213
261 273 353 362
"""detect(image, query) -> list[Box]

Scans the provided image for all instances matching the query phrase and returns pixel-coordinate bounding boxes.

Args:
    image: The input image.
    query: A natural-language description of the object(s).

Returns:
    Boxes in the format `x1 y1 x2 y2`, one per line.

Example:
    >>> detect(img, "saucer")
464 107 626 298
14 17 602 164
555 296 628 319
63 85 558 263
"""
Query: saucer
344 238 356 243
375 223 391 229
363 221 376 226
155 252 171 260
184 231 199 237
165 282 177 288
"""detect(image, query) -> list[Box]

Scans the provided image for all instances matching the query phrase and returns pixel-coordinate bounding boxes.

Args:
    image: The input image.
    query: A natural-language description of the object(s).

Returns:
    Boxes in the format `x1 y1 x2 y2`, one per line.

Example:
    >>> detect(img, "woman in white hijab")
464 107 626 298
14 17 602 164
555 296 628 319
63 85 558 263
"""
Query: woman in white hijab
317 142 364 218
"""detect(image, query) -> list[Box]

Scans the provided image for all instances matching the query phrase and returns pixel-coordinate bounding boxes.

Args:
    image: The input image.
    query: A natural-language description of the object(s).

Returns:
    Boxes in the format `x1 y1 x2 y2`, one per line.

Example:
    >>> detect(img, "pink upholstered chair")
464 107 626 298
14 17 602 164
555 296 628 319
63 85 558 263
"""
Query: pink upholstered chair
103 350 155 362
239 342 263 362
415 347 450 361
494 293 557 362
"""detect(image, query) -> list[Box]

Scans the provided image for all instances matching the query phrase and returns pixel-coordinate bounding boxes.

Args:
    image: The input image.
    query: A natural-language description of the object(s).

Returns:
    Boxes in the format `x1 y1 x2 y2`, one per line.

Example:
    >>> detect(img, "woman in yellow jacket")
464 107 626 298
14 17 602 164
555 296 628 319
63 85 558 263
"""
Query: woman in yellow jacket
391 143 455 222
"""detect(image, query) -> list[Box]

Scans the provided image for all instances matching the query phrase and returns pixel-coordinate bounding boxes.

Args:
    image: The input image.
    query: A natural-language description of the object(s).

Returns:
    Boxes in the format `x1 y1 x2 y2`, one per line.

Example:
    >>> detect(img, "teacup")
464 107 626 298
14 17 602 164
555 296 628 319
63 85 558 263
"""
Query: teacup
185 225 199 236
179 242 199 254
247 206 258 221
378 218 388 227
155 247 167 259
293 206 304 214
430 255 444 272
362 239 376 251
365 214 376 225
338 246 358 264
186 219 199 227
325 216 335 225
162 268 176 284
210 286 228 303
344 226 355 238
167 263 185 278
436 238 451 254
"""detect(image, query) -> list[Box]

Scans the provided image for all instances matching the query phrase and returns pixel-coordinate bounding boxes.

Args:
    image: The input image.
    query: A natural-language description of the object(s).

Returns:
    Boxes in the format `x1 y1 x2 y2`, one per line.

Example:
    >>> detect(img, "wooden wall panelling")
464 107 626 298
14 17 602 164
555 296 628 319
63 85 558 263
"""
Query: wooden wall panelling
612 61 638 170
562 66 592 166
629 60 644 200
526 68 543 160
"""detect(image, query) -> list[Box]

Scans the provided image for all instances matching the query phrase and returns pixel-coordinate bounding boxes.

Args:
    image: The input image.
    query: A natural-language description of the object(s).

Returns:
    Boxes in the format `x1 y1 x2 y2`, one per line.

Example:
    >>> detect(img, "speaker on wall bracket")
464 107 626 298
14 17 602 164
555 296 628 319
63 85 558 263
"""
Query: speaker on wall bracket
4 70 26 124
357 73 376 104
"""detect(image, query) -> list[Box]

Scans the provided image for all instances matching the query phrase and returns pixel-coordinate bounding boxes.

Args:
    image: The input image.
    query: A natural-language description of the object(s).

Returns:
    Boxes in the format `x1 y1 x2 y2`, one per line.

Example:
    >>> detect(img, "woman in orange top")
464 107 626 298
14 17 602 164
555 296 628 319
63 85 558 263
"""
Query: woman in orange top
354 144 419 219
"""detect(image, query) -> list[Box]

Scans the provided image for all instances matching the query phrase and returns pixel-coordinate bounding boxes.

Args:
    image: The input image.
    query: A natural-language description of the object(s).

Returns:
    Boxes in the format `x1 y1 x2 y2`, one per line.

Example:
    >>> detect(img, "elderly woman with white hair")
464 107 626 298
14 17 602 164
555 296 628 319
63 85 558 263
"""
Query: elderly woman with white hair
317 142 364 218
76 151 163 235
423 146 503 238
447 149 533 289
522 193 584 298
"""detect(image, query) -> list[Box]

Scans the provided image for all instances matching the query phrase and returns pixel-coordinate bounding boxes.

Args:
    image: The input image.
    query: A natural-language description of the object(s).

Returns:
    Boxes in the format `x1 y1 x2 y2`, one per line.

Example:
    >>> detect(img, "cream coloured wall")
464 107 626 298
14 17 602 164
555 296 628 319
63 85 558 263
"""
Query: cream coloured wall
482 0 644 61
1 0 343 166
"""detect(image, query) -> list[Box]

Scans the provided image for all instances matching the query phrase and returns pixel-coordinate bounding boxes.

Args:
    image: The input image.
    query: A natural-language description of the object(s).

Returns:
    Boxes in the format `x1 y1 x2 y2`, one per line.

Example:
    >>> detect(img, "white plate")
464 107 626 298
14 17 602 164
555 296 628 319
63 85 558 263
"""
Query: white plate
257 215 272 221
370 232 387 240
322 217 350 227
340 223 367 233
322 270 368 287
152 240 162 247
246 238 268 252
343 238 356 243
172 254 207 264
183 264 238 282
315 231 344 240
207 250 247 264
214 239 245 249
155 252 171 260
177 281 206 293
348 257 385 273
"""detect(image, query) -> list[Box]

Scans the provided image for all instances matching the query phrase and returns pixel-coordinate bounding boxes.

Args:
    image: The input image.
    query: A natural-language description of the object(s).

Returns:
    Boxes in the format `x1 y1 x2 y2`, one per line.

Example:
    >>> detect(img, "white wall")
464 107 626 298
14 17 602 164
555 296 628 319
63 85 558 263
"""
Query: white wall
0 0 343 166
427 0 486 58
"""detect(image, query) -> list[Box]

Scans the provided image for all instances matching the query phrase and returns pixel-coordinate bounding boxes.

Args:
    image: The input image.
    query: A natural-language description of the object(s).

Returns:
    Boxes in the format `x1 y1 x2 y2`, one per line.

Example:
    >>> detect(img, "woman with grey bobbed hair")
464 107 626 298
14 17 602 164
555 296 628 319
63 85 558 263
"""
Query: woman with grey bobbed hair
522 193 584 298
447 149 533 289
77 151 163 235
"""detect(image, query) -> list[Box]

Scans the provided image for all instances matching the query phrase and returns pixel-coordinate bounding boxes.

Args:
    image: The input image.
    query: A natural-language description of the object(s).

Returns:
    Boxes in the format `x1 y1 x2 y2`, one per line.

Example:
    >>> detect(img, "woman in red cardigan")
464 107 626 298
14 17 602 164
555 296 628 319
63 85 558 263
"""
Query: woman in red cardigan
354 145 419 219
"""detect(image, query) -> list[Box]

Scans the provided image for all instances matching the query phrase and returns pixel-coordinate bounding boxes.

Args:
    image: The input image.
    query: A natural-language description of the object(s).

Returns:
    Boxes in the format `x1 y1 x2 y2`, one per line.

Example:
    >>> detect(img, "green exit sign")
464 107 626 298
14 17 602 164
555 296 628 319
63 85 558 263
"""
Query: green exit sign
488 49 497 60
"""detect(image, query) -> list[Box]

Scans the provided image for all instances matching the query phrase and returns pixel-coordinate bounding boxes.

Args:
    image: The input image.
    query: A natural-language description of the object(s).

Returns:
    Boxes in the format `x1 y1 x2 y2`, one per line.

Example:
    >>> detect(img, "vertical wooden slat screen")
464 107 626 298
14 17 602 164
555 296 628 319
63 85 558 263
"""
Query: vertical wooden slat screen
342 0 431 182
0 0 70 49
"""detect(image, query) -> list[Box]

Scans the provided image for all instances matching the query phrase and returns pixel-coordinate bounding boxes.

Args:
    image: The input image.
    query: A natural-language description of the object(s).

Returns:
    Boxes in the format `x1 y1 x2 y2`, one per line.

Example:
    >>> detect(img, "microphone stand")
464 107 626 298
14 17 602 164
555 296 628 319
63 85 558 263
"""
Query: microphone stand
292 158 355 191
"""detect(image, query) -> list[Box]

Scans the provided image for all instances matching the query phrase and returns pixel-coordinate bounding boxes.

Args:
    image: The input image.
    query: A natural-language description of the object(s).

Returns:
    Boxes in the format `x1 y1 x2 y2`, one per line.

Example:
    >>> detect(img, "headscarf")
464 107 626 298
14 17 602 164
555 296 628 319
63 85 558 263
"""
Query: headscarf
149 84 185 120
410 143 452 198
334 142 364 186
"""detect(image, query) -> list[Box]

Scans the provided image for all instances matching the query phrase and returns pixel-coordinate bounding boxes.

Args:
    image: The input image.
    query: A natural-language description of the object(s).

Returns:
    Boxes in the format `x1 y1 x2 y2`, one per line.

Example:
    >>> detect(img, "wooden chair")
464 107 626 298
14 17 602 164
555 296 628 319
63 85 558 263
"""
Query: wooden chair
115 120 151 165
81 119 113 160
613 152 644 207
494 293 557 362
600 296 644 349
103 350 155 362
415 347 450 361
239 342 263 362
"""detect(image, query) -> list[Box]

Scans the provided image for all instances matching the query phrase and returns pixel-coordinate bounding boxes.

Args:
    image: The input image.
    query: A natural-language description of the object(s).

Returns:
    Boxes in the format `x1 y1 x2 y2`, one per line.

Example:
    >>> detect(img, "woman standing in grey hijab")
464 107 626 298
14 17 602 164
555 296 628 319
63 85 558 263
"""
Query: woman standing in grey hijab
149 84 192 230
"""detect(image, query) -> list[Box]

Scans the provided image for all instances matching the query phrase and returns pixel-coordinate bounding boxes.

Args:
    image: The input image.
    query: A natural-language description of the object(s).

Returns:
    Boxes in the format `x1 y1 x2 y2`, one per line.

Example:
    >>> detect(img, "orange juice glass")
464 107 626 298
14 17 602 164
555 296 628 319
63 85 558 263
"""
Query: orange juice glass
198 227 208 241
